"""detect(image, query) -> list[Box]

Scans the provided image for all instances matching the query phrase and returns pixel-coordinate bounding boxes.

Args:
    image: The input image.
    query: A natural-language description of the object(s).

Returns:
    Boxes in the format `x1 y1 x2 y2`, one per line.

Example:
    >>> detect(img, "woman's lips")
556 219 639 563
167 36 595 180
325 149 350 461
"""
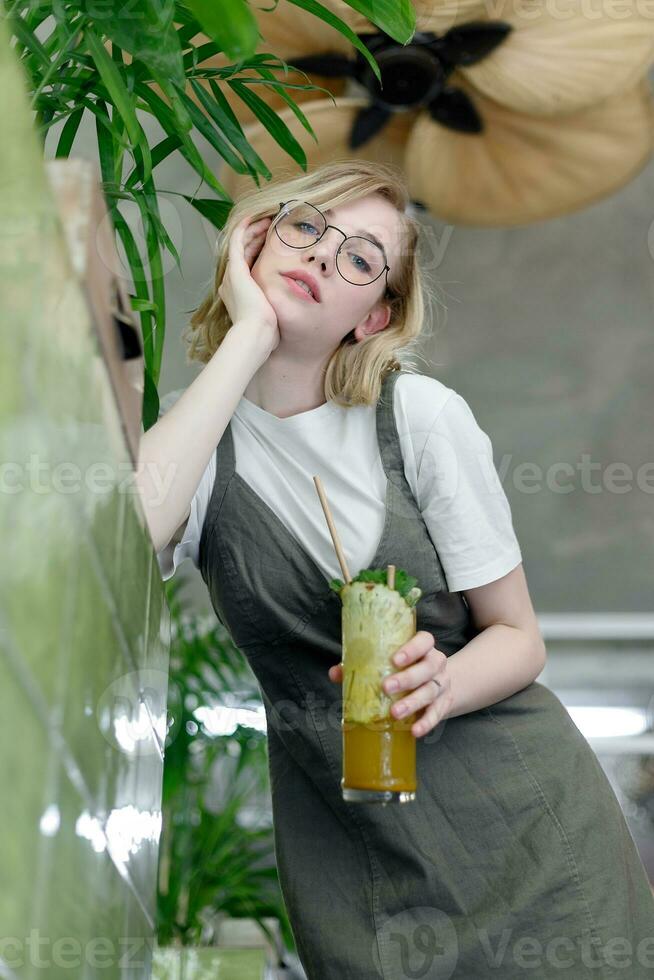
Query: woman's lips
280 274 318 303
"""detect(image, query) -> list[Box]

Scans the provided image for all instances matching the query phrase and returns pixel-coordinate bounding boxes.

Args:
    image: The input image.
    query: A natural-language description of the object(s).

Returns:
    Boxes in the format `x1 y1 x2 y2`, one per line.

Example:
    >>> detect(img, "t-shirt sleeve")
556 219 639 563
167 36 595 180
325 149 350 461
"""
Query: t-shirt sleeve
415 392 523 592
154 389 214 582
155 473 210 582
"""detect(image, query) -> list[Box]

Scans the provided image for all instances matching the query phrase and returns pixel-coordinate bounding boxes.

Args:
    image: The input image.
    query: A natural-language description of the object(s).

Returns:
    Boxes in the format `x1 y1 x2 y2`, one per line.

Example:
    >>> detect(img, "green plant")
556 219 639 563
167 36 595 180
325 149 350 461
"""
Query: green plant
158 574 294 958
5 0 416 428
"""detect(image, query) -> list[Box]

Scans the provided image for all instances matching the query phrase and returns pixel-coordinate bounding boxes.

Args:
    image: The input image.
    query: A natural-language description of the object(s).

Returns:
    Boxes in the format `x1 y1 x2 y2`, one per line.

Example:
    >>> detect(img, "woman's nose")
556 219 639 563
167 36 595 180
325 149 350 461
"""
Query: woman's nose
308 227 342 268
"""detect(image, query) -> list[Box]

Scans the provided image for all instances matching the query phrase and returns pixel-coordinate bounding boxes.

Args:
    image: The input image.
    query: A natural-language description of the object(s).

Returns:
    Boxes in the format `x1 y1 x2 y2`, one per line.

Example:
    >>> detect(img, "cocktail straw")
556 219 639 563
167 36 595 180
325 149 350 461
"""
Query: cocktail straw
387 564 395 589
313 475 351 583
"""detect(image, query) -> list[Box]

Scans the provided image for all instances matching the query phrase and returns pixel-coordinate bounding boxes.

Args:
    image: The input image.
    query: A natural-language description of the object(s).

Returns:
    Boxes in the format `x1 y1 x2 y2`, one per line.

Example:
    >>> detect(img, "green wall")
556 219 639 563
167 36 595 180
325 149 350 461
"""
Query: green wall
0 18 170 980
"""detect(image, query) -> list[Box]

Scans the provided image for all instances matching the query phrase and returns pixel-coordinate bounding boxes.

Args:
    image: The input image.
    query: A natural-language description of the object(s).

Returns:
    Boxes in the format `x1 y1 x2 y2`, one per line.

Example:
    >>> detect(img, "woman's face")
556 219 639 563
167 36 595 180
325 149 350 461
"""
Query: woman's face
250 192 403 358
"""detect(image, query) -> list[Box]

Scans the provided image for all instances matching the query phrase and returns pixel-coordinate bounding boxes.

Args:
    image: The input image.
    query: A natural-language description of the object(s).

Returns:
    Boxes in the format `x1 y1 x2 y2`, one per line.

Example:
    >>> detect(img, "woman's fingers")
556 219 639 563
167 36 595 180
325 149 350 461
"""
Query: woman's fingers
230 216 263 263
391 631 436 667
411 698 445 738
328 663 343 684
221 216 271 294
390 676 442 719
383 645 445 696
241 217 272 267
244 232 268 266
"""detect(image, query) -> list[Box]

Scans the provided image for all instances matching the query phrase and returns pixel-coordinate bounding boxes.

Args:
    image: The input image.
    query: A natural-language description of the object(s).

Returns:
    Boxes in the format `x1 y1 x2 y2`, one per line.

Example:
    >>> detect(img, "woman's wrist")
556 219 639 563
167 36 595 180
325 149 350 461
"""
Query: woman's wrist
229 318 277 366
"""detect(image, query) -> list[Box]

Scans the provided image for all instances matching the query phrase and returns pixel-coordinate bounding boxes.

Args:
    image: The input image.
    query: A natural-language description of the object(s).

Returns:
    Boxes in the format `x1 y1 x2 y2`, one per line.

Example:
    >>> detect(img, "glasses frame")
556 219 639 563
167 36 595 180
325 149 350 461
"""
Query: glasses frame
274 200 392 294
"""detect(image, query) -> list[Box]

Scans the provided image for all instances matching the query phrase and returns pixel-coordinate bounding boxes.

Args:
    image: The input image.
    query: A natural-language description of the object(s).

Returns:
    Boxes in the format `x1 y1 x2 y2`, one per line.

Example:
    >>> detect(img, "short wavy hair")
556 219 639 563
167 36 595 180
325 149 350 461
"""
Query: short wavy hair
183 158 433 406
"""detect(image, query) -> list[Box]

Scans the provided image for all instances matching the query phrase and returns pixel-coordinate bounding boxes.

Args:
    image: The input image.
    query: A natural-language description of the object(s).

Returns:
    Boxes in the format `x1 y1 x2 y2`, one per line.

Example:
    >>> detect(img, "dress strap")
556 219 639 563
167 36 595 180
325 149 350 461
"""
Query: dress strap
375 368 410 488
198 419 236 572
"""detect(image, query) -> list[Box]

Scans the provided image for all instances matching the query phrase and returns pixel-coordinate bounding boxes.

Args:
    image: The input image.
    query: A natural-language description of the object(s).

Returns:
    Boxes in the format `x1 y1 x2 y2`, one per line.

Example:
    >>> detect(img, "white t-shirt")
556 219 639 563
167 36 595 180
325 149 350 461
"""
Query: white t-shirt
156 373 522 593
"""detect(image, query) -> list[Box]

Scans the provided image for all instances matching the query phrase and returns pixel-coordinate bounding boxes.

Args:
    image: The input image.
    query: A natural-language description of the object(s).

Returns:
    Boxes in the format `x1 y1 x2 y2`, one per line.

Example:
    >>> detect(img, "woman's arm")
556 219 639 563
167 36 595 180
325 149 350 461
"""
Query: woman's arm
135 213 281 555
135 321 270 554
444 563 546 720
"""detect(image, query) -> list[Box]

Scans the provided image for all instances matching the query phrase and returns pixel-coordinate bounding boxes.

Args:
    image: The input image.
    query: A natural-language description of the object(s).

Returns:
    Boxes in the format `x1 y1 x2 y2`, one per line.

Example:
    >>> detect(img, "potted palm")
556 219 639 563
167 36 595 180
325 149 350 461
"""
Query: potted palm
154 575 299 977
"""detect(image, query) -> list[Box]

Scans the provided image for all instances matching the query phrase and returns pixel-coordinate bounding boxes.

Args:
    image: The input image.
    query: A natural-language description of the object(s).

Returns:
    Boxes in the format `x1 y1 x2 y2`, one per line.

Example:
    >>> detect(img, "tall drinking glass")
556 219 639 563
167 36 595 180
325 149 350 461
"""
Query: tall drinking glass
340 580 418 804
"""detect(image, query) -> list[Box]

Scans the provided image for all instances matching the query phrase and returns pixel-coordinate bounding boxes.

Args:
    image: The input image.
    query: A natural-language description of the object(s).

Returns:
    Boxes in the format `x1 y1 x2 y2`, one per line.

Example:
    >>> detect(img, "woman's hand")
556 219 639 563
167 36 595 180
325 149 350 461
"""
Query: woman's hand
328 631 453 738
219 214 280 356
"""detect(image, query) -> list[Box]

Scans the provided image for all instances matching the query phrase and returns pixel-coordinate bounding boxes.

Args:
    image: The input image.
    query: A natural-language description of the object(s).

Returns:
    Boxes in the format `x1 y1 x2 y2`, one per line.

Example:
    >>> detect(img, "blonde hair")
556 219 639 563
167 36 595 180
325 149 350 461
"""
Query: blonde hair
183 158 432 406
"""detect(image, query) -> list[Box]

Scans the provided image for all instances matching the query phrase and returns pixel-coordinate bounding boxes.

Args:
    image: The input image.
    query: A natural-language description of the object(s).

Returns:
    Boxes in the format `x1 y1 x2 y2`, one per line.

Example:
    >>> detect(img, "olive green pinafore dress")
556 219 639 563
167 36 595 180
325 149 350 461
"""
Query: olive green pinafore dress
198 369 654 979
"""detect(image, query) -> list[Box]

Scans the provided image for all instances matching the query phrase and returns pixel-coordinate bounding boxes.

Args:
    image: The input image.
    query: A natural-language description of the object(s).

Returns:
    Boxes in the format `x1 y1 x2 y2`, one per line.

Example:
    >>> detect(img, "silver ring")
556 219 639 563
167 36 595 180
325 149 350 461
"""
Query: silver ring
431 678 442 691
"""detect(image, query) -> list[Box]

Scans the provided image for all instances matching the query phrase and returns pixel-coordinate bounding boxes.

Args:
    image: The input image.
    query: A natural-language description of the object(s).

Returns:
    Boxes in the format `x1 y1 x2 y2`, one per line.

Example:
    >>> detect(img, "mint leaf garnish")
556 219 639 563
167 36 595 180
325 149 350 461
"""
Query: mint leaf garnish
330 568 421 605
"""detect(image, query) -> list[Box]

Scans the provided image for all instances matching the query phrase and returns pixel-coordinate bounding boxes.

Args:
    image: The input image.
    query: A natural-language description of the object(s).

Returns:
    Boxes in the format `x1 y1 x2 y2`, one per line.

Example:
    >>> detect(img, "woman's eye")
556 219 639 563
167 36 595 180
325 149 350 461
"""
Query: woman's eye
350 254 371 272
297 221 319 235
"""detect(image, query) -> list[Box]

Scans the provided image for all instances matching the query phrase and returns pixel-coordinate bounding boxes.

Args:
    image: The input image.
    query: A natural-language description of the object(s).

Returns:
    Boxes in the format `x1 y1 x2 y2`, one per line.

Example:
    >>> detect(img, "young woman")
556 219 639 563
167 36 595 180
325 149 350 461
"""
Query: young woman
140 160 654 978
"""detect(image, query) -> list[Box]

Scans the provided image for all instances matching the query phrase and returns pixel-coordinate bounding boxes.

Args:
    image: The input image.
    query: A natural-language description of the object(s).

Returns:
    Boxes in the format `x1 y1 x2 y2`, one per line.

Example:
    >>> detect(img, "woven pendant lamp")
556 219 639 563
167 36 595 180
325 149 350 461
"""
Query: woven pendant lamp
202 0 654 226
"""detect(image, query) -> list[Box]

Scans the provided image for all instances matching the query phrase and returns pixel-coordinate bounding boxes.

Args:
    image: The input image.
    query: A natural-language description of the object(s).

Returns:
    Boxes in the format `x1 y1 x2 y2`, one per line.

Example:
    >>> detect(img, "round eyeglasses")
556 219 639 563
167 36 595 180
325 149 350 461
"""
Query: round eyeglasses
273 200 391 292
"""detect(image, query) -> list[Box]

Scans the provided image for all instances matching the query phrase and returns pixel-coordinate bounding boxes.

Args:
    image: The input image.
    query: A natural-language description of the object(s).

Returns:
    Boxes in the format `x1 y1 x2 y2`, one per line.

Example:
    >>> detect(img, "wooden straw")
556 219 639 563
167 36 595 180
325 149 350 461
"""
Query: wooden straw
387 564 395 589
313 475 351 583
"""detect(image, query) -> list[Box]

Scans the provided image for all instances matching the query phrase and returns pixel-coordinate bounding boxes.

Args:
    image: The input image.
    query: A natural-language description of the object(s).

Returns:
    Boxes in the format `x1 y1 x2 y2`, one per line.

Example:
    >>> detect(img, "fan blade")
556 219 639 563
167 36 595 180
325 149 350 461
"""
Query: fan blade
427 86 482 133
349 103 393 148
439 20 513 67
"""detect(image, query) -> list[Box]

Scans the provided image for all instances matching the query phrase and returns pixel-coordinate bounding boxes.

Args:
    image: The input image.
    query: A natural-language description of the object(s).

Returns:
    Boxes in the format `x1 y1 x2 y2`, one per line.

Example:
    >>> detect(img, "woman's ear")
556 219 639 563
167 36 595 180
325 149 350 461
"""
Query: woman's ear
352 301 392 343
